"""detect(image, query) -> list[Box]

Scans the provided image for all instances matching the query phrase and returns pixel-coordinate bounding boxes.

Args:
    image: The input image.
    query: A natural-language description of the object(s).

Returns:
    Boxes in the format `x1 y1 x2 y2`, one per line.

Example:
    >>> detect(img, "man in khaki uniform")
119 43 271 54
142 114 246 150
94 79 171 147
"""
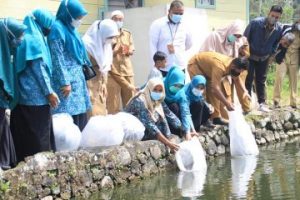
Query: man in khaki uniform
107 10 136 114
273 18 300 108
188 52 249 125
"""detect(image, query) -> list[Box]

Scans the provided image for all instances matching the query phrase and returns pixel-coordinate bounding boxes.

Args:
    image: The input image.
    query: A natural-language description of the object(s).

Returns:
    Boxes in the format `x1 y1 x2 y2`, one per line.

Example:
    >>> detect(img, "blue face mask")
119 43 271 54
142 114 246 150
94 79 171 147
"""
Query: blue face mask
171 14 182 24
150 91 163 101
169 85 181 94
227 34 236 43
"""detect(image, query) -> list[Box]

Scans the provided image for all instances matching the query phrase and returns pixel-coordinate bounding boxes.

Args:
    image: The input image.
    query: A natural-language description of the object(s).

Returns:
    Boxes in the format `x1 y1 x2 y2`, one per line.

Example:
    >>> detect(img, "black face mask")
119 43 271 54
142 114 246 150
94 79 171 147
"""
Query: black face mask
42 28 51 36
230 69 240 77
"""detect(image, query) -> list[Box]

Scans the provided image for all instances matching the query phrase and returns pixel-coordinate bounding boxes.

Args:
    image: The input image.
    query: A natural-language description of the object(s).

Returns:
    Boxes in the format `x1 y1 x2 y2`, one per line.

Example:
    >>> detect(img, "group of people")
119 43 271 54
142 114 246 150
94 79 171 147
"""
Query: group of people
0 0 299 169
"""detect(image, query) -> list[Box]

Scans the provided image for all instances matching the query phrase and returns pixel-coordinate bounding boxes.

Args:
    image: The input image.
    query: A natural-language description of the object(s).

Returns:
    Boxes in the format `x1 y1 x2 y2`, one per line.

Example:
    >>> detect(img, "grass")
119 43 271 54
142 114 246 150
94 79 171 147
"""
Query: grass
265 64 300 106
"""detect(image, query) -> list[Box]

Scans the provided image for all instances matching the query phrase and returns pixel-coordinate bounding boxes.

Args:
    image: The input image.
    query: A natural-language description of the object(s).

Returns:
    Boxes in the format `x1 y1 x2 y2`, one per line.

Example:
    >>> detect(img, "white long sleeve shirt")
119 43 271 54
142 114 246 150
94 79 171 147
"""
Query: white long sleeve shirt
149 16 193 72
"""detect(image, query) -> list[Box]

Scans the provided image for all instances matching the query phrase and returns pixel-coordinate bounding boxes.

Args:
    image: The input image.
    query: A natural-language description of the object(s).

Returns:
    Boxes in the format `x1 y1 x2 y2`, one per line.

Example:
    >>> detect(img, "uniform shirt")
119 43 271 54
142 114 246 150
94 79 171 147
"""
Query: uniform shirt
147 67 163 81
111 28 135 77
244 17 282 57
18 58 53 106
285 30 300 65
149 16 193 71
49 39 92 115
188 52 233 88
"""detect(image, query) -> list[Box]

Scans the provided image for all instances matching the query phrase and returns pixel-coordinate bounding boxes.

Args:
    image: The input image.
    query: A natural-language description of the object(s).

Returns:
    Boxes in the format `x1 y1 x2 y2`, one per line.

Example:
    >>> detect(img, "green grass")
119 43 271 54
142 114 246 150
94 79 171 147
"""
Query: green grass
266 64 300 106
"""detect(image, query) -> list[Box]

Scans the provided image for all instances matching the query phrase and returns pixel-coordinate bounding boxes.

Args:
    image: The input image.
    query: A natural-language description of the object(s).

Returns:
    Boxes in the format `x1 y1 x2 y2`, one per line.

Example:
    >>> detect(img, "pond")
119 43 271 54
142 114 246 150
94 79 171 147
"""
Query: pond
88 137 300 200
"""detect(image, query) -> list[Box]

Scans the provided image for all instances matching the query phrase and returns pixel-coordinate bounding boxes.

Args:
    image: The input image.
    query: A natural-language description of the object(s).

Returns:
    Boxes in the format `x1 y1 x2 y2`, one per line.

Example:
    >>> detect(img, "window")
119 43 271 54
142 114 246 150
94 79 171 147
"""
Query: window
196 0 216 9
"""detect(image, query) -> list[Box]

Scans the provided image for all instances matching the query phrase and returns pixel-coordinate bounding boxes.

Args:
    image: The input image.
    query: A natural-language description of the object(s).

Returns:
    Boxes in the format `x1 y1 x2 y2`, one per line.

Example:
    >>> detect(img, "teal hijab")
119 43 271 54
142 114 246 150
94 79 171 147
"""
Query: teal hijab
164 66 185 103
48 0 91 65
15 9 54 74
184 75 206 102
0 18 26 108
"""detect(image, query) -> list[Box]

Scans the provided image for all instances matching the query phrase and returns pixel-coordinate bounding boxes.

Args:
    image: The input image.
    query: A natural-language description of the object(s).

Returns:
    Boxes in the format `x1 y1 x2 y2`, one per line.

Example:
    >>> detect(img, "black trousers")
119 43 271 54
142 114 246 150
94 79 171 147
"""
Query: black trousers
72 113 88 131
10 105 56 162
190 101 211 132
245 59 269 104
0 108 17 168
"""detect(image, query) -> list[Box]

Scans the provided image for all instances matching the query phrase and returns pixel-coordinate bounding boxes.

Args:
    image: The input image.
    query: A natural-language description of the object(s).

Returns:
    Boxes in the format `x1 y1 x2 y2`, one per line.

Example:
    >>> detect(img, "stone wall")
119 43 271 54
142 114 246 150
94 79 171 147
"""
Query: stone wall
1 109 300 200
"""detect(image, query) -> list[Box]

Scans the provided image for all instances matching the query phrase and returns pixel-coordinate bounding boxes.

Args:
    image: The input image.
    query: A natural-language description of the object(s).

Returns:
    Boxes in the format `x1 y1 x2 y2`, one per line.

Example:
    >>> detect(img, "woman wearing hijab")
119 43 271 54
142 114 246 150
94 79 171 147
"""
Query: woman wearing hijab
181 75 212 132
200 19 251 117
0 18 26 169
82 19 119 116
10 9 58 163
48 0 92 130
164 67 198 140
125 78 181 151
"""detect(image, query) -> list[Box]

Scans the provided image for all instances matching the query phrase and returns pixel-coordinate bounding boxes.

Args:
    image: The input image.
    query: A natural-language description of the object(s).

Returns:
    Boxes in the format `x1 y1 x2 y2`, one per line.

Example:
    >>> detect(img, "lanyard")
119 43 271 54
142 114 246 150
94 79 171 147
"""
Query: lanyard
167 22 179 43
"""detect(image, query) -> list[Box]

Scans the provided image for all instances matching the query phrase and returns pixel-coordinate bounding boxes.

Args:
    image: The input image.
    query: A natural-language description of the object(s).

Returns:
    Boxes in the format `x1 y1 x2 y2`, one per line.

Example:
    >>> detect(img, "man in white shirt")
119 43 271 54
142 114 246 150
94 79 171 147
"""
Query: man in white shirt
149 0 193 76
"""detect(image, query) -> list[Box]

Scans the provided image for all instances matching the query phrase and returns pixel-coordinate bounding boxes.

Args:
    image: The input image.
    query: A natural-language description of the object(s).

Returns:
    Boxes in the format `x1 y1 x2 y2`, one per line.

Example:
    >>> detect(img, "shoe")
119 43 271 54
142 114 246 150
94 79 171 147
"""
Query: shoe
291 105 297 109
212 117 229 125
203 119 216 128
258 103 271 112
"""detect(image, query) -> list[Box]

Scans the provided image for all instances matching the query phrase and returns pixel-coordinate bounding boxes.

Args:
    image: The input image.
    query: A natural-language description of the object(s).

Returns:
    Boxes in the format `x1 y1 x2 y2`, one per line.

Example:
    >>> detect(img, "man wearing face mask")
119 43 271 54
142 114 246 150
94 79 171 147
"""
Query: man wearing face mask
188 52 249 125
149 0 192 76
106 10 136 114
244 5 283 112
273 16 300 109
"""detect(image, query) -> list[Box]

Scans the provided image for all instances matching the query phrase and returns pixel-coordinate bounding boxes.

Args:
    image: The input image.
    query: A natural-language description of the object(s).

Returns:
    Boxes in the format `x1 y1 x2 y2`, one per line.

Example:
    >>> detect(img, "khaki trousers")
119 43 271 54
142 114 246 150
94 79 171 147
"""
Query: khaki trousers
273 61 298 106
106 74 135 114
87 67 108 117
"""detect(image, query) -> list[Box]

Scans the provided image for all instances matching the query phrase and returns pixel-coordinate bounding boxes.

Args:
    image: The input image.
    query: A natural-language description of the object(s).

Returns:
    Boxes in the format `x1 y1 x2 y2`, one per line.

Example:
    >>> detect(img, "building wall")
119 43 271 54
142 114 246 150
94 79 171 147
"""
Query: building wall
0 0 102 34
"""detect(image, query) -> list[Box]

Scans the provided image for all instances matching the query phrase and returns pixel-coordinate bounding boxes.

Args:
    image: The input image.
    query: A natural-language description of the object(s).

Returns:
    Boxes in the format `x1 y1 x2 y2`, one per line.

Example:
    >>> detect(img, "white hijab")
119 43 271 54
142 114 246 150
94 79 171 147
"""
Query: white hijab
82 19 119 74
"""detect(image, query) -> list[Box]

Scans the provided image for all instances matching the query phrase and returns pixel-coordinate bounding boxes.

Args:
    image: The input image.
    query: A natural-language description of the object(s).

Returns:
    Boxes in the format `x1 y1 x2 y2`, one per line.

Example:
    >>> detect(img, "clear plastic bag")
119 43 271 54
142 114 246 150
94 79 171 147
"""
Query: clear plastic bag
114 112 145 142
175 137 207 172
80 115 124 147
229 110 259 156
52 113 82 151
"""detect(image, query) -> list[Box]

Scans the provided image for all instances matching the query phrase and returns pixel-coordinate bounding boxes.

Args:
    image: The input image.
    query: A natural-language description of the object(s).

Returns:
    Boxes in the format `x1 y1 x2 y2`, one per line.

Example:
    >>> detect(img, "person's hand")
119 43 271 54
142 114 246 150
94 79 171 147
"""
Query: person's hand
226 101 235 111
207 103 214 114
243 92 251 101
191 131 199 137
167 142 179 152
48 93 59 108
61 85 71 97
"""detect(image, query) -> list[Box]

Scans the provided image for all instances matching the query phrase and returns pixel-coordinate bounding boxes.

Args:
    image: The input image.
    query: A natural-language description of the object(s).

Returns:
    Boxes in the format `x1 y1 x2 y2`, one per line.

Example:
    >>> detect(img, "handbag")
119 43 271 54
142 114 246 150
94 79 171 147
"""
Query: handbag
82 64 96 81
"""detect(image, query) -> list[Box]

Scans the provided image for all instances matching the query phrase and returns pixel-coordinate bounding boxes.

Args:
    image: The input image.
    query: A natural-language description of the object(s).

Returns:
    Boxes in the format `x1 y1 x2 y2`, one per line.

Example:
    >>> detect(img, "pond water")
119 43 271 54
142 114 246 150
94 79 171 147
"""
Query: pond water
88 137 300 200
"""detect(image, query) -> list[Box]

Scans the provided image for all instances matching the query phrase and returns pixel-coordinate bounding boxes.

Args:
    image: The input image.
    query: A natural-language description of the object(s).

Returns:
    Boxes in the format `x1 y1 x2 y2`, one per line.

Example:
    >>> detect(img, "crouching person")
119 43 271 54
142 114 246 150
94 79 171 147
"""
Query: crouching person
124 78 181 152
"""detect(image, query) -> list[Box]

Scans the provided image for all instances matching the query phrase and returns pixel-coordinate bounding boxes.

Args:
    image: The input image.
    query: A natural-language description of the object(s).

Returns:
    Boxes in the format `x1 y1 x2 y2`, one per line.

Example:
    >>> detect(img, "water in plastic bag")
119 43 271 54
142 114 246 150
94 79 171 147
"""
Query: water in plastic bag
80 115 124 147
114 112 145 142
52 113 82 151
175 137 207 172
228 110 259 156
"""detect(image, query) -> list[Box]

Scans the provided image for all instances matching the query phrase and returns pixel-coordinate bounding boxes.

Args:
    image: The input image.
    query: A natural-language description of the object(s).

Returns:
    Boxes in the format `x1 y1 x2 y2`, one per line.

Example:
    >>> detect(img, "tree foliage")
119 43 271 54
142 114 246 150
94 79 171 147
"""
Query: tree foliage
250 0 299 23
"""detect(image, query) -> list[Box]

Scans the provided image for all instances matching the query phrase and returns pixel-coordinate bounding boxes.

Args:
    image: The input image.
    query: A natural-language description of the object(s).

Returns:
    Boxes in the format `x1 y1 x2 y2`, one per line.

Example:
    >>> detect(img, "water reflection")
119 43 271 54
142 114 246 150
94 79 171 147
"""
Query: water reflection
88 137 300 200
177 170 207 198
231 156 257 198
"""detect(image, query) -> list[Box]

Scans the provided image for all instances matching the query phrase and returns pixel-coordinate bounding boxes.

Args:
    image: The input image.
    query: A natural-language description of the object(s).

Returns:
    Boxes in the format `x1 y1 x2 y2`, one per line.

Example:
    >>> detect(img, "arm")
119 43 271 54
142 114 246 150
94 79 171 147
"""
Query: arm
149 21 160 64
185 28 193 51
128 32 135 56
244 22 252 42
29 58 54 96
162 101 182 129
110 73 136 91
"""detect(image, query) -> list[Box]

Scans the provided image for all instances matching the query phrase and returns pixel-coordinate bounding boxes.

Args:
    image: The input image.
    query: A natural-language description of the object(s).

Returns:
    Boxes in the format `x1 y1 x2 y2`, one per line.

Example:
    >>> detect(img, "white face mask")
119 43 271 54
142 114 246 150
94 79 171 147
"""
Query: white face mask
192 88 203 97
116 21 123 29
71 19 82 29
105 38 113 44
